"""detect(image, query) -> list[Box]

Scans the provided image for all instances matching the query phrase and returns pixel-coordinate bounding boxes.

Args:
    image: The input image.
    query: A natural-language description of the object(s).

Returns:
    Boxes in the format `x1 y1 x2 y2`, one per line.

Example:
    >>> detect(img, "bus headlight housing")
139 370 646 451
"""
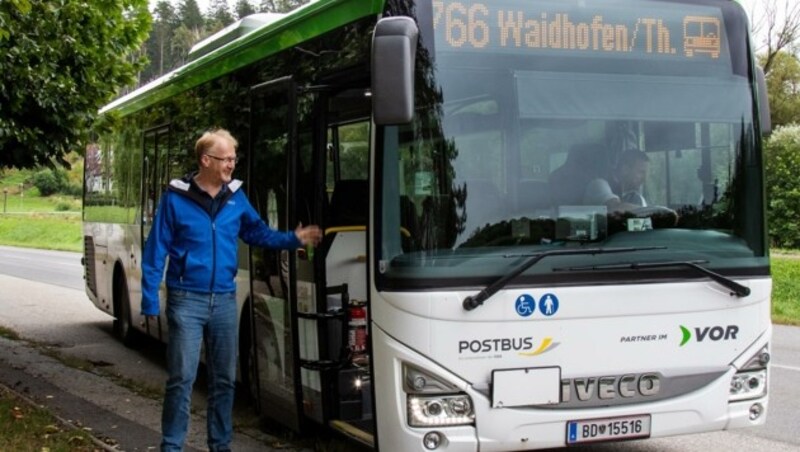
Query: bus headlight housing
408 394 475 427
403 363 475 427
729 345 768 402
729 369 767 401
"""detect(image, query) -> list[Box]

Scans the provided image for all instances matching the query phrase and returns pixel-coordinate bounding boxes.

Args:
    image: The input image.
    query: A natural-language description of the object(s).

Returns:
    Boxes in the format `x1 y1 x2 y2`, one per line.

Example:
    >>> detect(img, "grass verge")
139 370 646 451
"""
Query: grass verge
0 213 82 252
0 385 98 452
0 325 21 340
770 255 800 326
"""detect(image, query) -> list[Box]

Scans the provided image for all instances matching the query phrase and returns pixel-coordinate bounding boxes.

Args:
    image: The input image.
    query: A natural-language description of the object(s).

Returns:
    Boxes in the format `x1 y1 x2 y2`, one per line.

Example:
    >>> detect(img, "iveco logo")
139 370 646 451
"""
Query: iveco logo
561 373 660 403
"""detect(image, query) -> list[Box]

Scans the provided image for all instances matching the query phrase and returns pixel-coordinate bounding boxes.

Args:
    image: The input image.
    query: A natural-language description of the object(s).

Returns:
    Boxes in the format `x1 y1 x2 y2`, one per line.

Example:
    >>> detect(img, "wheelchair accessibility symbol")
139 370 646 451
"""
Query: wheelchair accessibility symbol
515 294 536 317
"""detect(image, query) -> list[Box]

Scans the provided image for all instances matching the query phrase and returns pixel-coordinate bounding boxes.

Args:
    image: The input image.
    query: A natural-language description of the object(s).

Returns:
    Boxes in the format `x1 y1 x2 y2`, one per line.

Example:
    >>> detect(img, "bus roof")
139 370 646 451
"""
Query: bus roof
101 0 384 117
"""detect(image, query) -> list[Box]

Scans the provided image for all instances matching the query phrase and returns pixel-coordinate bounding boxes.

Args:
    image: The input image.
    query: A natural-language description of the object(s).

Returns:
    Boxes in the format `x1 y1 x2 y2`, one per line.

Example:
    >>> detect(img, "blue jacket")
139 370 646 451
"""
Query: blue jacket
140 175 301 316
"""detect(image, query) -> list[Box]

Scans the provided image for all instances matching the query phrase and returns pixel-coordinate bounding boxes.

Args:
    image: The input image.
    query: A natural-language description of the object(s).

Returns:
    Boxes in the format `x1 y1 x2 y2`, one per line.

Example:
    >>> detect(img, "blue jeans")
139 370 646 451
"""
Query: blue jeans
161 289 238 452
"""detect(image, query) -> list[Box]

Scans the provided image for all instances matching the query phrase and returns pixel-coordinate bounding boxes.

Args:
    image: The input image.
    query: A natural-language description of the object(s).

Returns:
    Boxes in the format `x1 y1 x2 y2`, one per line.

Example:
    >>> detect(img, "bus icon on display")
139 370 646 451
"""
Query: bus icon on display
683 16 721 58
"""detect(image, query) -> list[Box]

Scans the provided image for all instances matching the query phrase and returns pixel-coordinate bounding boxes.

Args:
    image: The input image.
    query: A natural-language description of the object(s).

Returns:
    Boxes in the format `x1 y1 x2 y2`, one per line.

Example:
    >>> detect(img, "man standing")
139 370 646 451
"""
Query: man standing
141 128 321 451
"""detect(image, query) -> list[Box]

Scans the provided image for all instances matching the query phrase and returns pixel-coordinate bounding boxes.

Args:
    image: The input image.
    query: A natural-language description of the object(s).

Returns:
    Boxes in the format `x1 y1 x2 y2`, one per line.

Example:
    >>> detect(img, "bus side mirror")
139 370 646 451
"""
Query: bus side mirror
371 16 419 125
755 66 771 136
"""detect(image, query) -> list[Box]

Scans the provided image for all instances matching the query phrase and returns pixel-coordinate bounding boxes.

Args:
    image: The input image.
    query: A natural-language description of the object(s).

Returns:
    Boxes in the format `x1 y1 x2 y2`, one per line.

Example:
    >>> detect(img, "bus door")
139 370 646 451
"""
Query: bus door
320 87 375 444
140 125 171 340
246 77 316 432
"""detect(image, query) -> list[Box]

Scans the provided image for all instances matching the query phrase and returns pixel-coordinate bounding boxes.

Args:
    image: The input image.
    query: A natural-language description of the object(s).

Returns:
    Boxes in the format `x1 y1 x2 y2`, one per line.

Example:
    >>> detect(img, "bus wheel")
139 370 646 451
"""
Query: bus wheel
113 272 140 348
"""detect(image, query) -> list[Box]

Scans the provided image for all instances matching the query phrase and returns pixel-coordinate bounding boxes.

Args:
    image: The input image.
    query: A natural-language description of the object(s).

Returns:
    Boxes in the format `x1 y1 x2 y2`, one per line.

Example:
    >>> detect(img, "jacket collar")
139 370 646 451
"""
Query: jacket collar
167 172 243 216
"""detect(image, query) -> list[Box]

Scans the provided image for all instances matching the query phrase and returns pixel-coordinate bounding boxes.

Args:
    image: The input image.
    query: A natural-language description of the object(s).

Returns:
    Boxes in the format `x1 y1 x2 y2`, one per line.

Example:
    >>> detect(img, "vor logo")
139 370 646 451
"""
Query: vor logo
679 325 739 346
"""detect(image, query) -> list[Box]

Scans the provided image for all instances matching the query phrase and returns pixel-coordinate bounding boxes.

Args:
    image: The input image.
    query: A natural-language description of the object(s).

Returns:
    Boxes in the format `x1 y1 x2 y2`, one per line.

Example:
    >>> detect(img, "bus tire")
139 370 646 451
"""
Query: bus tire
113 270 141 348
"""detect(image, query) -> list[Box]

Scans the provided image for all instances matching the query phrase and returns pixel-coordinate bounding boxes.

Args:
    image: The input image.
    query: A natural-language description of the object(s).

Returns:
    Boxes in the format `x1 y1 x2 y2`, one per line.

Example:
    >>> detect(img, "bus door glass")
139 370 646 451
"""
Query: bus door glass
140 126 170 339
142 127 170 233
246 78 305 431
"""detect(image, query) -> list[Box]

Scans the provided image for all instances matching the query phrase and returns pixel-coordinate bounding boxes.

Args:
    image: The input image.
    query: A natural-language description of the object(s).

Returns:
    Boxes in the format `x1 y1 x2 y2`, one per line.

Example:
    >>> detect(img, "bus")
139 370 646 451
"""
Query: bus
82 0 773 449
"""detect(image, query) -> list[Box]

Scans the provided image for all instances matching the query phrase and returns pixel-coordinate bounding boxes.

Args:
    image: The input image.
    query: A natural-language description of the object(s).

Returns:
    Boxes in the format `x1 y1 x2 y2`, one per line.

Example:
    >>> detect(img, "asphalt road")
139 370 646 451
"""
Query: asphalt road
0 244 84 290
0 245 797 451
0 246 308 451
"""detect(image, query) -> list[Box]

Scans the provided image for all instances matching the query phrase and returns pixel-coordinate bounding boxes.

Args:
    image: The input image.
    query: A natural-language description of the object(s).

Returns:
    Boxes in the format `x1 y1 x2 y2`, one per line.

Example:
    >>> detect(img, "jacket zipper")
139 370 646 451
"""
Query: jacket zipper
210 219 216 292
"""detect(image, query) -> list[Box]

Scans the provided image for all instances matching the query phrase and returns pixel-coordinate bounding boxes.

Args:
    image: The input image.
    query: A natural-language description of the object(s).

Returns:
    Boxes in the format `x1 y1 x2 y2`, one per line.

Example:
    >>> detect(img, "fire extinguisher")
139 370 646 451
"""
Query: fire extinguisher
348 301 367 359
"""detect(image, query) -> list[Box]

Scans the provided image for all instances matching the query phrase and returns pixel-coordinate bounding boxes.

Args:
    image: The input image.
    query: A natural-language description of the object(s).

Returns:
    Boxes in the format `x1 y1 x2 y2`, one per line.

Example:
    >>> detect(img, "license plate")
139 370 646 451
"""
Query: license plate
566 414 651 445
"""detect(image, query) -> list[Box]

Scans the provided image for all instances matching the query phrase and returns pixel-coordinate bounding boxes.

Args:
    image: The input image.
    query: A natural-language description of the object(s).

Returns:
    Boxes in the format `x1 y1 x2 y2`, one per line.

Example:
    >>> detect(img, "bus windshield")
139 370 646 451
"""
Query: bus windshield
376 0 766 289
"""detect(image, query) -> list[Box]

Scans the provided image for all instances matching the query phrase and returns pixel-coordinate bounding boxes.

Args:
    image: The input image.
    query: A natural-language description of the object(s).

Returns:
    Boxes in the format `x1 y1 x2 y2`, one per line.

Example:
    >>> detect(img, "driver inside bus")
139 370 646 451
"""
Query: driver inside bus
583 148 650 213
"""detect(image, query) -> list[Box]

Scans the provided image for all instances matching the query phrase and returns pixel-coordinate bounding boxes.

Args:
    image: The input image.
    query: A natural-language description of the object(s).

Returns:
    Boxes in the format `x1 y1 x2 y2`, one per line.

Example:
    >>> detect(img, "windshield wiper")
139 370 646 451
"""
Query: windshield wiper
462 246 665 311
558 260 750 298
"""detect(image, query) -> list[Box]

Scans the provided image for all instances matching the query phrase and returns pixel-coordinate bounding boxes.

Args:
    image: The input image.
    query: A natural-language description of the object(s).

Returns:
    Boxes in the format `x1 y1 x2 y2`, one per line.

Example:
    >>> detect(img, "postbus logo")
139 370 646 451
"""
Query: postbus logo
679 324 739 346
457 336 559 356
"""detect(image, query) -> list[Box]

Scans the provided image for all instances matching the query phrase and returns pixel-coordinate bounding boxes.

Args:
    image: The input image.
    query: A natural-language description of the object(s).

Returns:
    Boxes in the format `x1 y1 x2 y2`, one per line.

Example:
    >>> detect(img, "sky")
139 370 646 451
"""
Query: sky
738 0 788 50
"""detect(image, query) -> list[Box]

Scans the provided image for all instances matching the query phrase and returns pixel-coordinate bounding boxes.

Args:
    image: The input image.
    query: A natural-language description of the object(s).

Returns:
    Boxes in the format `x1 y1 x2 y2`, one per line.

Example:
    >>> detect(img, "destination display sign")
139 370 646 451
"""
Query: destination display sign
432 0 729 63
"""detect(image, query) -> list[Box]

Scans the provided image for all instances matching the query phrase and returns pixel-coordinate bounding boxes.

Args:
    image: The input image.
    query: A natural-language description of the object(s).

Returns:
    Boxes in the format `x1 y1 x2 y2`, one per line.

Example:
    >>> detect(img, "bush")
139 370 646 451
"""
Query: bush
30 170 60 196
764 124 800 248
30 168 70 197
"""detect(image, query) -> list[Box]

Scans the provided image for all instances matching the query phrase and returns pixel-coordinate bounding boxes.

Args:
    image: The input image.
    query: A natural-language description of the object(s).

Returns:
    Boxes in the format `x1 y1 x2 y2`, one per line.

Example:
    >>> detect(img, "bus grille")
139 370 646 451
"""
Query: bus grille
84 236 97 297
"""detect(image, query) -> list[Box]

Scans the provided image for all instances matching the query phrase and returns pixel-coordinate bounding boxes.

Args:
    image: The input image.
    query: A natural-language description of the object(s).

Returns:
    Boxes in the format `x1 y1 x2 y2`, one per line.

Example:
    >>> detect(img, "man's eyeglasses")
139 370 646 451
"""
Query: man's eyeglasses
205 154 240 164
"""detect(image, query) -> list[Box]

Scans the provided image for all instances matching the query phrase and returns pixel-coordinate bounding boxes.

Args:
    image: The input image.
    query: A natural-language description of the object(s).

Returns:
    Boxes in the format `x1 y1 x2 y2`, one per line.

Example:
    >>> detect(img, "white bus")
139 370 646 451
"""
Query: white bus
83 0 773 449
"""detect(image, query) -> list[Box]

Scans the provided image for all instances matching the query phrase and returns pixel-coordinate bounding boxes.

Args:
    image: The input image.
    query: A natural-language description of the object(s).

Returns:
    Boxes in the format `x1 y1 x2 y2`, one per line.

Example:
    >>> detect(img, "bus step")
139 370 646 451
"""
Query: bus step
329 419 374 448
299 359 344 371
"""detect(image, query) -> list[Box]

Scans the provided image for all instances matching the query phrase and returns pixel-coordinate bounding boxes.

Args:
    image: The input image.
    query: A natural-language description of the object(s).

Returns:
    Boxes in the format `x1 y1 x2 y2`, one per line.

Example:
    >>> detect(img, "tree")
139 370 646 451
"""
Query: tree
178 0 205 31
764 124 800 248
749 0 800 75
0 0 151 169
258 0 308 13
234 0 257 19
150 1 178 78
172 24 203 66
208 0 235 28
760 51 800 127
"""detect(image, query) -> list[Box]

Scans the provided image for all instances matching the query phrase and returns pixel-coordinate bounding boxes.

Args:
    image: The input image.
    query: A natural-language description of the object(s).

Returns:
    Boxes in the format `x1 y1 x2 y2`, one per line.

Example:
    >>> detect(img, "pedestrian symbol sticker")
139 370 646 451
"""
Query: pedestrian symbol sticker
539 293 559 316
515 294 536 317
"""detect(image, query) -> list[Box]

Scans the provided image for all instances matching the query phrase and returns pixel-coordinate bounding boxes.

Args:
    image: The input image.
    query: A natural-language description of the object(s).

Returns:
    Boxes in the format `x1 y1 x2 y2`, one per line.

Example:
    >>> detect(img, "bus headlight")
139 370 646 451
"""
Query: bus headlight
729 345 768 402
408 394 475 427
403 362 474 427
729 369 767 401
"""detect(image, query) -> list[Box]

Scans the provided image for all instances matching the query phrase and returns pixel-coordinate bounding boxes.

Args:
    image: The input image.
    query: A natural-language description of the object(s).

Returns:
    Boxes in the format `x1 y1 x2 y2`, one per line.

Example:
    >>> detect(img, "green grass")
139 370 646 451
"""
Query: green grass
0 325 21 340
0 386 97 452
1 193 81 213
0 213 82 252
83 204 131 223
0 169 31 189
770 256 800 326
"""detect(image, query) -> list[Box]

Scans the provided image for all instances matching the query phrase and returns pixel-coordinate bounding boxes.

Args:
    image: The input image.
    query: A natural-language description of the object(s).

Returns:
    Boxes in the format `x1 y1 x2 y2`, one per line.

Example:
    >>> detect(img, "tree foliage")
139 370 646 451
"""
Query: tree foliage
178 0 205 30
234 0 257 18
0 0 151 169
139 0 309 84
764 124 800 248
760 51 800 127
258 0 307 13
208 0 235 29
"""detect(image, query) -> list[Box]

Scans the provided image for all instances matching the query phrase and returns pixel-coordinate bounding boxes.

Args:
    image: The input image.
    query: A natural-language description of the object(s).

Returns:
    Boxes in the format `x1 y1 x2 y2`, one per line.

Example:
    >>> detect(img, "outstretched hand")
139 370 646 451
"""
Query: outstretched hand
295 223 322 246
